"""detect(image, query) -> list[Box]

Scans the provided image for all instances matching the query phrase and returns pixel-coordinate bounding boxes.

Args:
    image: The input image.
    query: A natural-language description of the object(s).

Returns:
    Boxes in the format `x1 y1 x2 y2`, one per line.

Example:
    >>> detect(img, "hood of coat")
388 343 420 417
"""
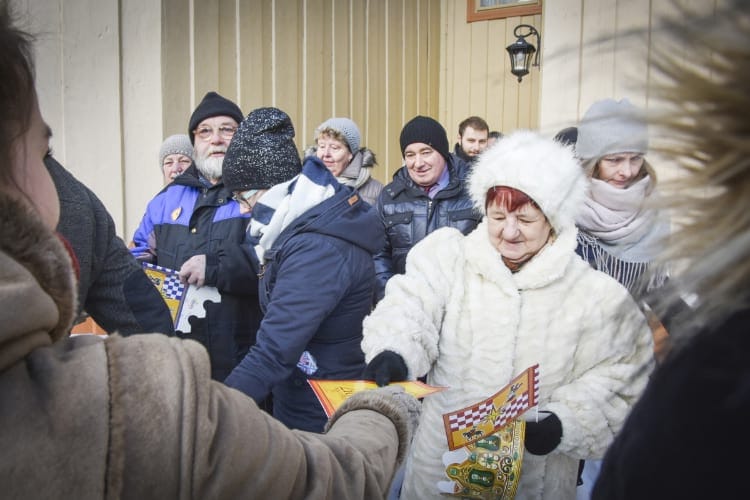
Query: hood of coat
0 195 77 371
286 177 385 256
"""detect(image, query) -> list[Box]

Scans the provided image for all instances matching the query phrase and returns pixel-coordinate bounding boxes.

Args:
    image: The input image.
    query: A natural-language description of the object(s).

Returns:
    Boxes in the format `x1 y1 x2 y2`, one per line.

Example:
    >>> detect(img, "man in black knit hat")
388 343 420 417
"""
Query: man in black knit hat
373 115 481 302
131 92 264 384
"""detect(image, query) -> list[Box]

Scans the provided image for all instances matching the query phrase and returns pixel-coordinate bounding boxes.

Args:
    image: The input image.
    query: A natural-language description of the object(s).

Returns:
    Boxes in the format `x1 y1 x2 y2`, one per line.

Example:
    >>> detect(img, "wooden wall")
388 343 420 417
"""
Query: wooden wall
11 0 729 240
440 1 541 141
162 0 442 188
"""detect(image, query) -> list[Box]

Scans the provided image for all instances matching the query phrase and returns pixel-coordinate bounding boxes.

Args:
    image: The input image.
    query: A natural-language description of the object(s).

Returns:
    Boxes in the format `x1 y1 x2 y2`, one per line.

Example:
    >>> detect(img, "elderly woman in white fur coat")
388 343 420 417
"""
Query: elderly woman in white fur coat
361 131 655 499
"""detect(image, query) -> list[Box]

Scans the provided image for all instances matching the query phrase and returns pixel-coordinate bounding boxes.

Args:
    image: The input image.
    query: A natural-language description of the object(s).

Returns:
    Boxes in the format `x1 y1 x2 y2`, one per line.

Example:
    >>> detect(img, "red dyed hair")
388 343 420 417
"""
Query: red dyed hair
484 186 538 212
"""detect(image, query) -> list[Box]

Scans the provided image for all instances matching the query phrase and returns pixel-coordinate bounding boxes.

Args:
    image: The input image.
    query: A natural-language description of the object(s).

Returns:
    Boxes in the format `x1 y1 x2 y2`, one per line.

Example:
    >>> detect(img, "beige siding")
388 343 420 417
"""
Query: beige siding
441 0 541 141
14 0 726 239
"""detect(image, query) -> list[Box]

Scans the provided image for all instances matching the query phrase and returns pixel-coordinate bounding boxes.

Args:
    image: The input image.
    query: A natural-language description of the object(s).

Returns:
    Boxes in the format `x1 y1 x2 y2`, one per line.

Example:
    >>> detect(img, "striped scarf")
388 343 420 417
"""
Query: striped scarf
249 157 339 264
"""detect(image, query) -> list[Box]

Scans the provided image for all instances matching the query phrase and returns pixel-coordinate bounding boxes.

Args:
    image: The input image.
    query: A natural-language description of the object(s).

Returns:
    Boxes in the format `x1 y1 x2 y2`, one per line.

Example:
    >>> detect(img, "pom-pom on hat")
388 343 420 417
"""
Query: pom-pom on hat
315 117 361 153
399 116 450 162
468 130 587 235
188 91 244 144
575 98 648 165
158 134 193 168
222 107 302 192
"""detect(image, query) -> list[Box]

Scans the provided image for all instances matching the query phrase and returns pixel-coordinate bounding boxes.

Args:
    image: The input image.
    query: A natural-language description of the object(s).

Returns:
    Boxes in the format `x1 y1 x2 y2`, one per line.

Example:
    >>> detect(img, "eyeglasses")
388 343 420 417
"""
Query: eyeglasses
194 125 238 141
232 189 260 207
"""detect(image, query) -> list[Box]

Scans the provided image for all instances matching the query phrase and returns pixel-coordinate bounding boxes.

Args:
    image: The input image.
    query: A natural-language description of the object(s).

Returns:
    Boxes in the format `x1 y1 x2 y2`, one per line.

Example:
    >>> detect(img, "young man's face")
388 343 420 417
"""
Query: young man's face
459 126 489 157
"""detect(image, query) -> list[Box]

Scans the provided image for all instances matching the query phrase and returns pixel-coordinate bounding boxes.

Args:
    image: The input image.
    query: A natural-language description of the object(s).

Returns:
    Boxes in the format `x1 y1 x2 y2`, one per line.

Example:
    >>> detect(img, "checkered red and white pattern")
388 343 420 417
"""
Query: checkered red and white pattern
495 393 531 427
448 401 493 431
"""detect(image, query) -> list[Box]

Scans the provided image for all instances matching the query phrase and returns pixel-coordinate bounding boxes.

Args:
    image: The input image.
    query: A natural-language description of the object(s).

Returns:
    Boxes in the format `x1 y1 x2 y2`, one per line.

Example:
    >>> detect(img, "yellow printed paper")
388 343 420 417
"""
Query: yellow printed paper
142 263 184 324
308 379 445 417
443 364 539 450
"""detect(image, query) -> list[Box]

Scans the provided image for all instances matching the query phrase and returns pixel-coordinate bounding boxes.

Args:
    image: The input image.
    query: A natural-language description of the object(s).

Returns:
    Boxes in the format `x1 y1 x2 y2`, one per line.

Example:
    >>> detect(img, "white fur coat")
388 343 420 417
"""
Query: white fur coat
362 221 654 499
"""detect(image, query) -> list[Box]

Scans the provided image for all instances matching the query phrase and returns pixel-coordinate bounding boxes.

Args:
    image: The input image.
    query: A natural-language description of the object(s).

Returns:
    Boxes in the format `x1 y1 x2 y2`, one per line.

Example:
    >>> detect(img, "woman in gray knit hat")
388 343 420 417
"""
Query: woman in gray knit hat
158 134 193 185
575 98 670 299
223 107 387 434
305 117 384 206
573 97 671 497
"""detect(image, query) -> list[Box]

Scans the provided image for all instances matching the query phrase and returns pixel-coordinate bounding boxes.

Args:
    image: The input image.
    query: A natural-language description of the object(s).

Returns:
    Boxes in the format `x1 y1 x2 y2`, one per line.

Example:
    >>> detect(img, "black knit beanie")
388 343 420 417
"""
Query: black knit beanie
222 107 302 192
188 91 244 144
399 116 450 161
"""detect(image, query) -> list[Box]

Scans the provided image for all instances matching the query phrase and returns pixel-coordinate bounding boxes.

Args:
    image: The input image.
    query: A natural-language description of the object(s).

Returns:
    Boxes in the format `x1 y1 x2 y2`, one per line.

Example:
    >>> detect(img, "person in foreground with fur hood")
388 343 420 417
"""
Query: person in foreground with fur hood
0 4 419 498
361 131 654 499
593 2 750 498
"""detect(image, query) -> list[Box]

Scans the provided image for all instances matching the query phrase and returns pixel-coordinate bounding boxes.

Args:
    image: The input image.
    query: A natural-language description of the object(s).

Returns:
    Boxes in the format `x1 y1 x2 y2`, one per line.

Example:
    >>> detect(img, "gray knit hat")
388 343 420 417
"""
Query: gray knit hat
158 134 193 168
222 107 302 192
315 117 361 153
576 98 648 163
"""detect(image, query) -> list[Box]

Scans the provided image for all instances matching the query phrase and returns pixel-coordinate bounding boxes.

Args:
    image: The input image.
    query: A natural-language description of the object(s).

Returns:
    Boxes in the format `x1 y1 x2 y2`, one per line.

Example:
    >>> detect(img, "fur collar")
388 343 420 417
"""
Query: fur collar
0 194 77 342
464 218 579 293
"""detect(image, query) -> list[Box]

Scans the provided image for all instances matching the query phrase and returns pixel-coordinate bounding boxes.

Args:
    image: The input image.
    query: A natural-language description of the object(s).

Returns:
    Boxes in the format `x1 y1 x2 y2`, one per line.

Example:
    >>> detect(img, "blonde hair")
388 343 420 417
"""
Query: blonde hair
647 1 750 336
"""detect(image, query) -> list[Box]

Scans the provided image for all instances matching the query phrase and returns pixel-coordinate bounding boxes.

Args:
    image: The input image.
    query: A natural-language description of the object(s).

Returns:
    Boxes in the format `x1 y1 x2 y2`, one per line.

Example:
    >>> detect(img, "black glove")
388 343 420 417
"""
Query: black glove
524 412 562 455
363 350 408 386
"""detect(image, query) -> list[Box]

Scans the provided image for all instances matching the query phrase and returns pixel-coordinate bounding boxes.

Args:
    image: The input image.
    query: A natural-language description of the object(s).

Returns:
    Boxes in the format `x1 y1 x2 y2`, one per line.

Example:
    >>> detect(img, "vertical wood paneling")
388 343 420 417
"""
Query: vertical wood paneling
425 0 441 114
538 0 582 135
332 0 351 116
237 0 268 110
402 0 419 123
192 2 220 100
612 0 651 107
442 2 540 139
162 0 192 136
350 0 367 137
301 0 325 148
274 2 302 123
579 0 617 108
485 21 506 131
27 0 723 239
388 0 406 178
367 0 388 177
121 0 164 234
218 0 239 99
24 0 65 157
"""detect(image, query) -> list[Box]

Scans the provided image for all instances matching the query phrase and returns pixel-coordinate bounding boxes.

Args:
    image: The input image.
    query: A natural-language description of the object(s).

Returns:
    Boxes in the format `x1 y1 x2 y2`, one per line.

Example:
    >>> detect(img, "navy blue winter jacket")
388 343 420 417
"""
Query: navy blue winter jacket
131 165 262 380
373 156 481 301
225 176 385 432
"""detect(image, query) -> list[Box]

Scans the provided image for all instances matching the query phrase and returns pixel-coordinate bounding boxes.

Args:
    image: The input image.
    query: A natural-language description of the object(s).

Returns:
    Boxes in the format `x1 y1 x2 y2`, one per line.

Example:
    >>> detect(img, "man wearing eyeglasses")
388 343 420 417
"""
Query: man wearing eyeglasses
131 92 264 385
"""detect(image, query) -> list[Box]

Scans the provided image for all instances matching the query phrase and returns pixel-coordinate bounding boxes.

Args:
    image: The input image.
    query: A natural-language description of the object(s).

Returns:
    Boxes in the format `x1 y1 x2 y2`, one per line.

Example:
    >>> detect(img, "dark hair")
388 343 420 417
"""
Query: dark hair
554 127 578 147
0 2 37 188
458 116 489 136
489 131 502 140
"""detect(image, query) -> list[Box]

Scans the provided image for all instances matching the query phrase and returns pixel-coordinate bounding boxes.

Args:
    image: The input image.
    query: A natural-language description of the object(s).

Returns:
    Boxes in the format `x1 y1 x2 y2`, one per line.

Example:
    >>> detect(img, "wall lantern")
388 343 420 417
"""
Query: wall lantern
505 24 541 83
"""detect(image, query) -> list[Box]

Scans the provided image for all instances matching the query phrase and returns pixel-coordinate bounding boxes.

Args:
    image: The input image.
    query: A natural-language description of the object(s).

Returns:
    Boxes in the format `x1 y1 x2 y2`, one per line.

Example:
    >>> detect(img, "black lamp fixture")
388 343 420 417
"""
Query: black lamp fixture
505 24 541 83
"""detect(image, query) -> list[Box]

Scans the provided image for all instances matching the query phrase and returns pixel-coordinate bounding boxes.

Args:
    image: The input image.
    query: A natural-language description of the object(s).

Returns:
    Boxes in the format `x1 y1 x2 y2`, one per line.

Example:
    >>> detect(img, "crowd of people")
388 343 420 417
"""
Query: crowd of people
2 0 748 498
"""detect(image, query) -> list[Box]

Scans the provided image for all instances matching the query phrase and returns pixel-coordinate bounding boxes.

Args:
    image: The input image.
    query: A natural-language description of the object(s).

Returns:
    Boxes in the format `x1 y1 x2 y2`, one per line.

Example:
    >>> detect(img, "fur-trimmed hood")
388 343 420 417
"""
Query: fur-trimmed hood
0 194 77 370
468 130 587 235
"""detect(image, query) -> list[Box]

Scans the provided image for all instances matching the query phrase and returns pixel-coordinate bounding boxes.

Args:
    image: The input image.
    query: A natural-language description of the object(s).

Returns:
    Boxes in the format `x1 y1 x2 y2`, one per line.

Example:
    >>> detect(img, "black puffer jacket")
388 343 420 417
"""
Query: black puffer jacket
373 156 480 301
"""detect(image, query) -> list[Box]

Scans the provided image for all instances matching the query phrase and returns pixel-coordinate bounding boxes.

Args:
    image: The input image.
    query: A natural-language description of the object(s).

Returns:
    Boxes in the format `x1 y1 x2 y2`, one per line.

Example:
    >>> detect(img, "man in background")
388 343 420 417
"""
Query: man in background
453 115 490 165
131 91 263 381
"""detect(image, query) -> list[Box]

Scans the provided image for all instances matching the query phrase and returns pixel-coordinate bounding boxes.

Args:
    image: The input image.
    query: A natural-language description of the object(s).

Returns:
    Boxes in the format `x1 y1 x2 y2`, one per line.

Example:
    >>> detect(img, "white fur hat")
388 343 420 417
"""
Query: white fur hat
468 130 586 234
